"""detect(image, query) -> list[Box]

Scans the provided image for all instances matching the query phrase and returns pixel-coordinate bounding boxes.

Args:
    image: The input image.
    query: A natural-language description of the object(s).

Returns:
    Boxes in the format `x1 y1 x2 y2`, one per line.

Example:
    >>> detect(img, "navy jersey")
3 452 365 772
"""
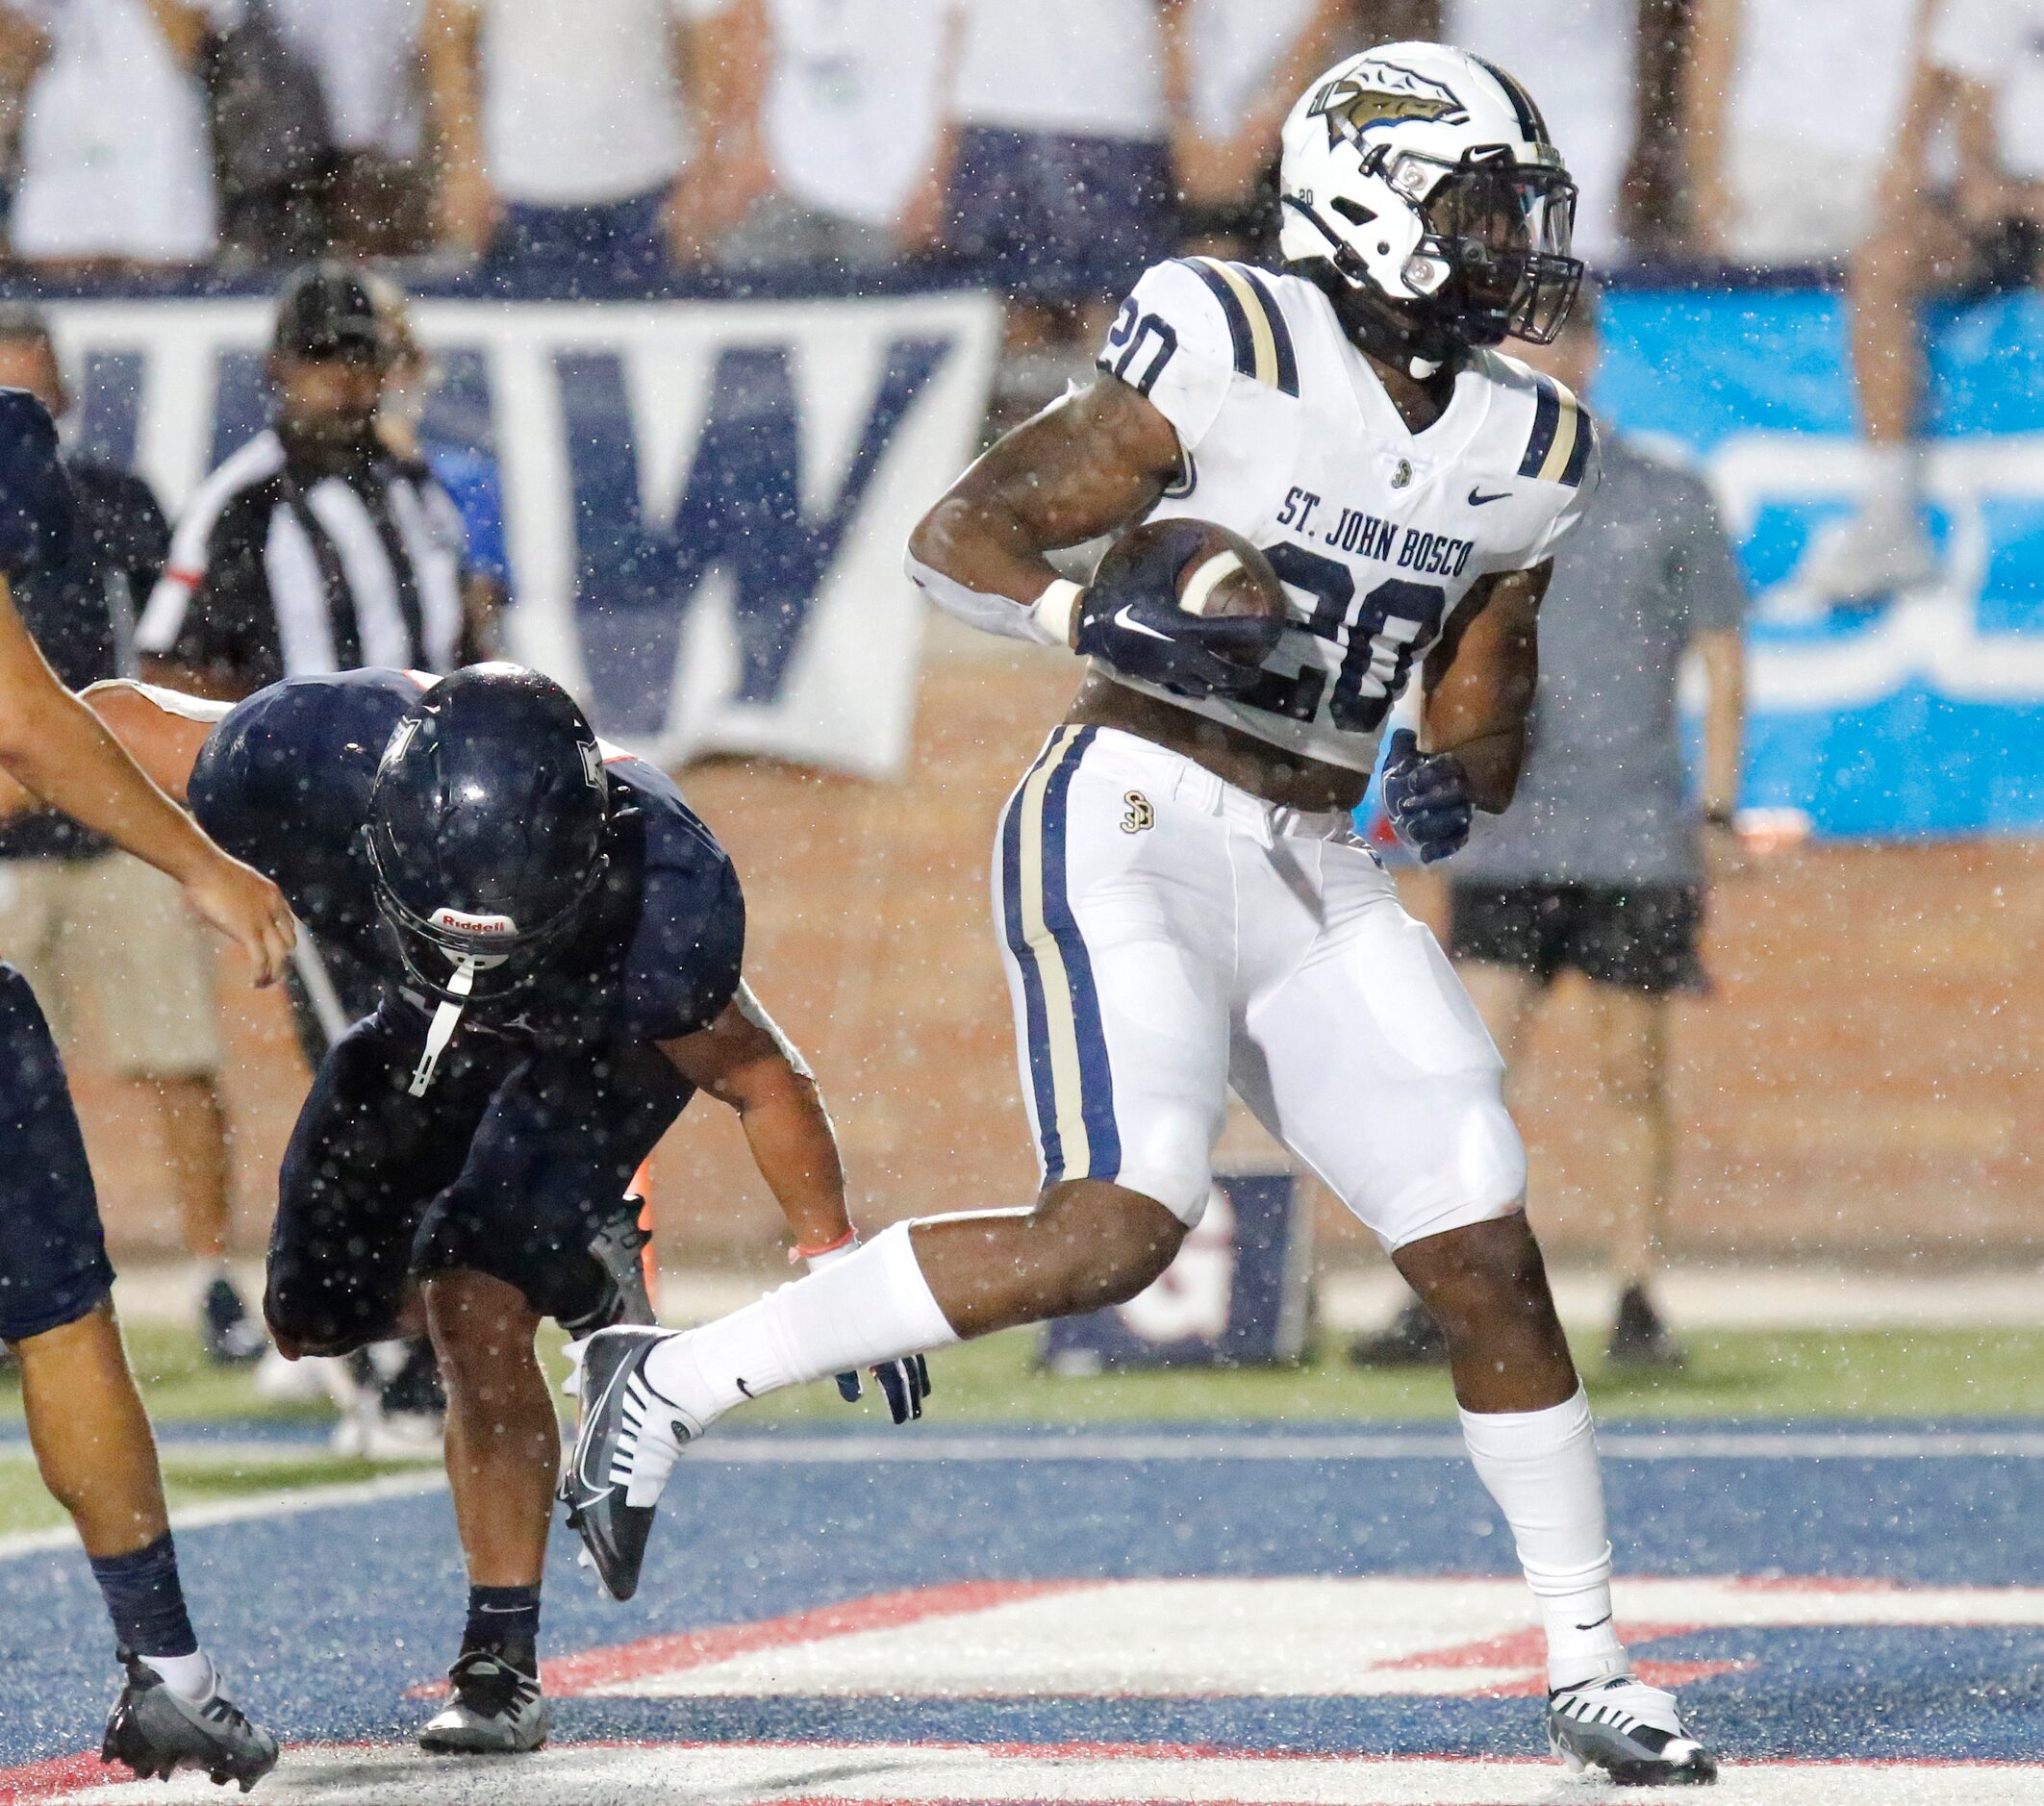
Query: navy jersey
188 669 744 1048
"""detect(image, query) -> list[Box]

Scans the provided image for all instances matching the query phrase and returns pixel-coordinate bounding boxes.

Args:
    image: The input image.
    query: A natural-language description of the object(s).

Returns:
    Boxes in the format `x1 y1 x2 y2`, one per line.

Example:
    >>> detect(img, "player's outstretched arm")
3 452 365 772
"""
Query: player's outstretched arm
0 585 291 985
660 982 853 1256
907 375 1185 645
661 982 929 1423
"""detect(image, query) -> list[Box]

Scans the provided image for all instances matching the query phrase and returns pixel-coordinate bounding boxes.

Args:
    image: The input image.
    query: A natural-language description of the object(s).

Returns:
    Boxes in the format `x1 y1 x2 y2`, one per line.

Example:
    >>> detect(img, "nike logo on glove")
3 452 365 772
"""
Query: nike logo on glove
1468 487 1512 506
1113 604 1174 641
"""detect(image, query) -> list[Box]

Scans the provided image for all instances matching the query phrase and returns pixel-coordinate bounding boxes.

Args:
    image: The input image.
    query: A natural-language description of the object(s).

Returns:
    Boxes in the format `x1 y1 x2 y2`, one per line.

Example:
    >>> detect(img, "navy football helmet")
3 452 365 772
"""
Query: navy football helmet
364 665 610 1091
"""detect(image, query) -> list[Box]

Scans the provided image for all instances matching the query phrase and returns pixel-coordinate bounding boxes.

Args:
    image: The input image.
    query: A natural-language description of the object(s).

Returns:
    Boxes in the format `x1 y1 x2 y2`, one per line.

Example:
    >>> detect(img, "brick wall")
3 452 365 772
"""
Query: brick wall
74 634 2043 1270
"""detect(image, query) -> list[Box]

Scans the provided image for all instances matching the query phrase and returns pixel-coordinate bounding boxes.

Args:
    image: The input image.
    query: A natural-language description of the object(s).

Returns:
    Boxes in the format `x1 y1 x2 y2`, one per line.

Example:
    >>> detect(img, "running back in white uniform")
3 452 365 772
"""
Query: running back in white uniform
956 256 1600 1249
1098 256 1597 772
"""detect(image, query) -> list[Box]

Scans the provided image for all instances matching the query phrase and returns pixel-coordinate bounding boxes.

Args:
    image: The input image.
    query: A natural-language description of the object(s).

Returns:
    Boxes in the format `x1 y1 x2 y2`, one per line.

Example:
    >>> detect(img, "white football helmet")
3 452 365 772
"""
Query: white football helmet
1278 42 1582 358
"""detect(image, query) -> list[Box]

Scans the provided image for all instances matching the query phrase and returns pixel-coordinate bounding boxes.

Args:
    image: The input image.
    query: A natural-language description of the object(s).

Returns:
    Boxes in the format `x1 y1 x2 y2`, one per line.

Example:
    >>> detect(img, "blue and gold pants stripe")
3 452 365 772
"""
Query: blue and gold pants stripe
998 725 1120 1185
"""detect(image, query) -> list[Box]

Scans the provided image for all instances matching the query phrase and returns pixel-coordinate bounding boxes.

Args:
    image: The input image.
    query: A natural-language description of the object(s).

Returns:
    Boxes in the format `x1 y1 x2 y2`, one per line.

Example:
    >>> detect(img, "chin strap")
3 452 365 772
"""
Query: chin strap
408 953 480 1097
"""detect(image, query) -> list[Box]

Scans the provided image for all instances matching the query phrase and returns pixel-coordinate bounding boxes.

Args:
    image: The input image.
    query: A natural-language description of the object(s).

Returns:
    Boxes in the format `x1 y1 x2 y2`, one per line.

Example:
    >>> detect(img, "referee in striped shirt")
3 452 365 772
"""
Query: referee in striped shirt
138 264 483 701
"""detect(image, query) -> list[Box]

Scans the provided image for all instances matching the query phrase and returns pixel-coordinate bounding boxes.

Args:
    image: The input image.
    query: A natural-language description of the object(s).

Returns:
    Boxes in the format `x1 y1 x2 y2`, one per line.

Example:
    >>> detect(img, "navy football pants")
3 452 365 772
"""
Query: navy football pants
265 1004 690 1354
0 963 113 1343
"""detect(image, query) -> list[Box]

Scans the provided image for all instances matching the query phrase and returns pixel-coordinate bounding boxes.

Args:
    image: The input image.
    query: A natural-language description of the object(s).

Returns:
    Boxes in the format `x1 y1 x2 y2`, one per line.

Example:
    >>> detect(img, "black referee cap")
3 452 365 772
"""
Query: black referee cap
271 264 389 363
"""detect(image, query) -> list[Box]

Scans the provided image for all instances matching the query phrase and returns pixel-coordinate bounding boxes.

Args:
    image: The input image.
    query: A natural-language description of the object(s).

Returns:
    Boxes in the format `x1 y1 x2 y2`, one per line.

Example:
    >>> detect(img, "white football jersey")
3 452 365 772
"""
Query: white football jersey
1095 256 1600 773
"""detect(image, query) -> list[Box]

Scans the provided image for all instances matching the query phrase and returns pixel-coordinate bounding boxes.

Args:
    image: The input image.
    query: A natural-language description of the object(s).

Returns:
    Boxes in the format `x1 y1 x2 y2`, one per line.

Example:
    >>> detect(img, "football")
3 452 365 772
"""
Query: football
1090 517 1288 665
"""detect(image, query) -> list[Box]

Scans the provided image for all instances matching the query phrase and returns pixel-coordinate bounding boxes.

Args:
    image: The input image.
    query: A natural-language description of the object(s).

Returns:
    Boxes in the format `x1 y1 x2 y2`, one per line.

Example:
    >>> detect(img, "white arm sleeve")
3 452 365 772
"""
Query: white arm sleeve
904 549 1072 645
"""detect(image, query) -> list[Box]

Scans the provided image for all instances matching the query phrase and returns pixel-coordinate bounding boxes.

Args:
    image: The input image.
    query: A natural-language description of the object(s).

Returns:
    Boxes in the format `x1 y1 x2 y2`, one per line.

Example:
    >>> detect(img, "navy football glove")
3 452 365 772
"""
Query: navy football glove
1076 527 1280 699
1381 728 1474 864
0 388 76 579
835 1353 932 1424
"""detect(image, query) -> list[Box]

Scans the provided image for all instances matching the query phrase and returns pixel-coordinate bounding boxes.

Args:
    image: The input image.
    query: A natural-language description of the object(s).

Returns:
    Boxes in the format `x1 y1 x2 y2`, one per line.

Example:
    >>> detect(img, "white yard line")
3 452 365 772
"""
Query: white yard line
0 1469 446 1563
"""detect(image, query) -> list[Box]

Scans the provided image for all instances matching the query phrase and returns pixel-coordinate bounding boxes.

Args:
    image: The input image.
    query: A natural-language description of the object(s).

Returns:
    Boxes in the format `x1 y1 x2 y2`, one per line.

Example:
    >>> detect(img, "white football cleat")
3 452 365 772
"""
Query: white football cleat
1547 1672 1718 1786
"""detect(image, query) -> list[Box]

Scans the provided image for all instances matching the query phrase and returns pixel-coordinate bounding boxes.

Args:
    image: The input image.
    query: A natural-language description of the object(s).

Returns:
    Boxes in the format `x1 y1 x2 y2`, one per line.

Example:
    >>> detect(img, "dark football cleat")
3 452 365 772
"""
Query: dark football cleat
564 1194 657 1337
1346 1298 1450 1368
1606 1284 1688 1370
559 1325 694 1601
417 1647 547 1754
1547 1672 1718 1786
102 1649 279 1791
200 1276 266 1367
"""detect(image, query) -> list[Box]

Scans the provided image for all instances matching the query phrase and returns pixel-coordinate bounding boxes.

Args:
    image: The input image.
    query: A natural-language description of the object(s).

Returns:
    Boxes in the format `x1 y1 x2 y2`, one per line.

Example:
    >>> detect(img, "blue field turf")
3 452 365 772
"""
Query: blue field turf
8 1419 2044 1772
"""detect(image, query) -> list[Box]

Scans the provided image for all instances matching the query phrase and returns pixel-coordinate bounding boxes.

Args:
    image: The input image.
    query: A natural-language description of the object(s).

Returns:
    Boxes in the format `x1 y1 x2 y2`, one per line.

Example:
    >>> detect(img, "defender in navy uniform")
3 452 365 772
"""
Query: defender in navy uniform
0 390 292 1786
84 663 929 1754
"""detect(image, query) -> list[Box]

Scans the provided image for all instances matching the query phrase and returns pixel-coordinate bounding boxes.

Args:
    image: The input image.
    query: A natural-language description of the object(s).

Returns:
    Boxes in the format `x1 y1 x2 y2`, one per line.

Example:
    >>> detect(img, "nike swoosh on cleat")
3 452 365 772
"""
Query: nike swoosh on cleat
1575 1613 1614 1631
735 1377 754 1398
1112 604 1174 641
1468 487 1512 506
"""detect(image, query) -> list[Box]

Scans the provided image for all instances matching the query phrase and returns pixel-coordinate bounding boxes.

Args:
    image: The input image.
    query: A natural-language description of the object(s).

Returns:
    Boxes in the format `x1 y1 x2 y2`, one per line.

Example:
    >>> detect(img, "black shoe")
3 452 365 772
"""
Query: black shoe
417 1646 547 1753
1346 1299 1450 1368
103 1649 279 1791
1547 1672 1718 1785
563 1195 657 1337
559 1325 693 1602
1606 1284 1688 1369
199 1277 265 1367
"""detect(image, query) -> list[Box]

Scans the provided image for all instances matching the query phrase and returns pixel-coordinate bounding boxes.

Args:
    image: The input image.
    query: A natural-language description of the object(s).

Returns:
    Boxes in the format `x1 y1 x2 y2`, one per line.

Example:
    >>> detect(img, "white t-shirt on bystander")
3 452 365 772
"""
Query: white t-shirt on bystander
1186 0 1322 138
1929 0 2044 182
950 0 1168 141
1444 0 1637 266
467 0 720 207
6 0 228 262
1719 0 1921 261
756 0 947 225
269 0 426 161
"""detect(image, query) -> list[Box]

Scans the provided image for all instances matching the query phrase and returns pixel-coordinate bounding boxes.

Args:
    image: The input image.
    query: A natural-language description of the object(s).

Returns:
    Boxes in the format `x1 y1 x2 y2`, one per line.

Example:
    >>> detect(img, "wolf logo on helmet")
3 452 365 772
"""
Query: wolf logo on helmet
1306 61 1469 139
1278 42 1583 373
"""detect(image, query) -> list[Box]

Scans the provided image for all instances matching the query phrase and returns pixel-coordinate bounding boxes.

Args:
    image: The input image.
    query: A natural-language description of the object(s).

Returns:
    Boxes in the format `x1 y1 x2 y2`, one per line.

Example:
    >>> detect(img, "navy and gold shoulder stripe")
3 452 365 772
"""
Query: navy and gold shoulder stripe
1175 257 1299 396
1518 373 1594 488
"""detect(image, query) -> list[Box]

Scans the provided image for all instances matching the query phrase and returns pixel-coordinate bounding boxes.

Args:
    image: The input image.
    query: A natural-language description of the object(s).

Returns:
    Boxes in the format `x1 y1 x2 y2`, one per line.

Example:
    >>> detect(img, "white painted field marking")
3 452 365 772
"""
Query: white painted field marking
0 1471 446 1563
692 1427 2044 1464
549 1573 2044 1702
27 1743 2044 1805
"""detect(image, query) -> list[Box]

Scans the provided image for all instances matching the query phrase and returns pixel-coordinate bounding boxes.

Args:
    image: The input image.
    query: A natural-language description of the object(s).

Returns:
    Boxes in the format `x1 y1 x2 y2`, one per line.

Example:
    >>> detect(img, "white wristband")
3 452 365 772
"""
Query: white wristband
1031 578 1084 649
803 1233 862 1273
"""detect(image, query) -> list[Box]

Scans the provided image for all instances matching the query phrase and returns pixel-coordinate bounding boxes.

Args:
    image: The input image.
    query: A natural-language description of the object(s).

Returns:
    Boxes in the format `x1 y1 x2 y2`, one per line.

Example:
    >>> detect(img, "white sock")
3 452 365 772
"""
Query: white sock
1862 440 1924 518
146 1648 215 1704
644 1221 958 1430
1459 1386 1628 1691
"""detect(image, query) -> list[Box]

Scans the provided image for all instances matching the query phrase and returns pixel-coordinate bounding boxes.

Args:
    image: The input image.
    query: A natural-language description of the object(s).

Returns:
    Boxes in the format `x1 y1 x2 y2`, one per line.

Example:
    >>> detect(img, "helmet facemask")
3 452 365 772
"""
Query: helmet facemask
1278 46 1586 367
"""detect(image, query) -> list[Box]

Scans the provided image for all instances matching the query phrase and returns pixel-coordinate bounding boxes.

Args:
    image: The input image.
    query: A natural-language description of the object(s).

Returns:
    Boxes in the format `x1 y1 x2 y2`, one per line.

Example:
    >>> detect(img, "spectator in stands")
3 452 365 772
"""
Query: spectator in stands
692 0 953 274
936 0 1192 416
0 307 256 1367
1175 0 1348 263
424 0 736 282
268 0 432 256
1350 288 1749 1372
1445 0 1640 267
1786 0 2044 602
1683 0 1924 267
0 0 226 270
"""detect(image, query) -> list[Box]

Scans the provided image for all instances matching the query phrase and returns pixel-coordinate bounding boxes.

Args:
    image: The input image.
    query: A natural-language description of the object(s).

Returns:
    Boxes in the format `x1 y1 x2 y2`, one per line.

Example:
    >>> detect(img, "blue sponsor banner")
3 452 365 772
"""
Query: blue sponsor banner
48 293 1000 779
1600 288 2044 839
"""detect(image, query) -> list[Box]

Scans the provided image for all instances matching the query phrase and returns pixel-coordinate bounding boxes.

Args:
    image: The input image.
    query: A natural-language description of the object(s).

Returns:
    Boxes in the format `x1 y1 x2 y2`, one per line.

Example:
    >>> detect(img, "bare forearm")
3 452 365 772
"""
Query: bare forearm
0 677 218 882
736 1073 853 1251
1434 723 1527 815
1698 630 1745 813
